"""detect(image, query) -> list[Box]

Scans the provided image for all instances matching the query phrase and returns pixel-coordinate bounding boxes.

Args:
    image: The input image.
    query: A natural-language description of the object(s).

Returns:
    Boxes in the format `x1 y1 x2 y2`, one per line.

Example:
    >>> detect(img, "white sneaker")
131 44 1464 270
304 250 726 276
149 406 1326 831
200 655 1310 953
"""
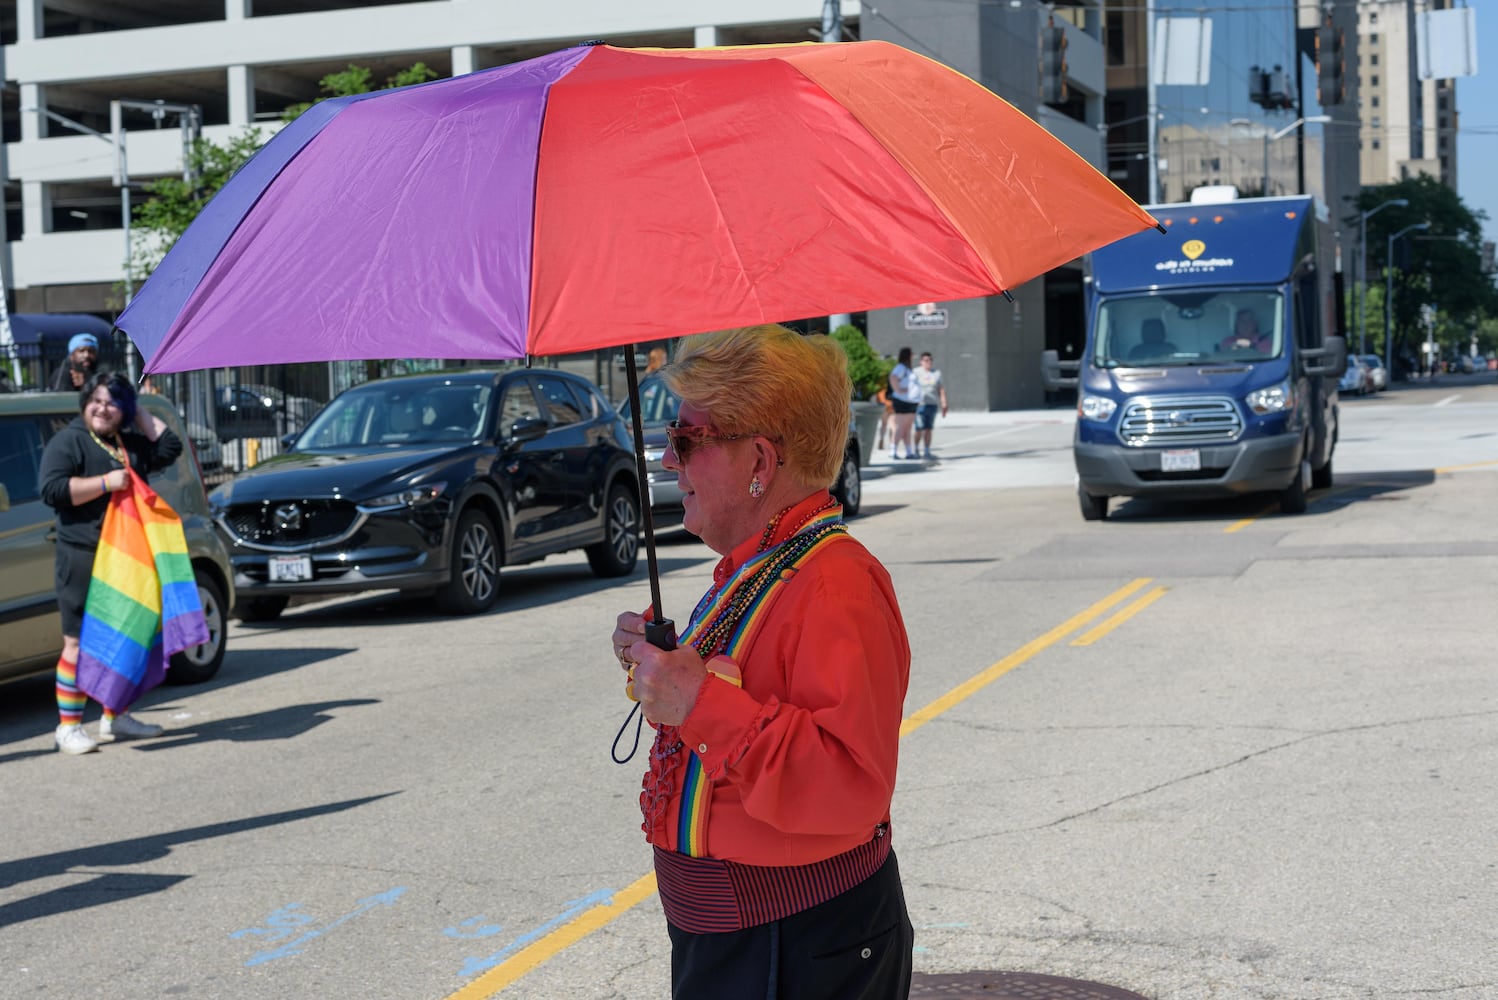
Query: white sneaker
56 724 99 755
98 712 163 742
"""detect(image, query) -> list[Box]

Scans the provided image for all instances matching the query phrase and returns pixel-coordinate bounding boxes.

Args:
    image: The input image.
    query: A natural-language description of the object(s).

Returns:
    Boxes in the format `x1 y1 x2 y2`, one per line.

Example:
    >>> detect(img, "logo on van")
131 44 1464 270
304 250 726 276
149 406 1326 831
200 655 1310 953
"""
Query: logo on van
1182 240 1206 260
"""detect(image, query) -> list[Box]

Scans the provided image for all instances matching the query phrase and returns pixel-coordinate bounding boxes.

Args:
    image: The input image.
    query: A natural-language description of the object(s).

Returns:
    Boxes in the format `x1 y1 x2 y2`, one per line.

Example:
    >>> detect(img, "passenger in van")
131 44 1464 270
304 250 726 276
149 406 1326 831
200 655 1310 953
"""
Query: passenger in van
1220 309 1272 353
1128 319 1177 362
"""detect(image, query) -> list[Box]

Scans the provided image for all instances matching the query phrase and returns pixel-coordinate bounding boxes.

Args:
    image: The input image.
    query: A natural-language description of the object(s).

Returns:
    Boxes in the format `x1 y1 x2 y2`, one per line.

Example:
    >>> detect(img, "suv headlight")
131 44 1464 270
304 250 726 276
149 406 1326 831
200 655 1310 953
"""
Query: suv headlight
360 482 447 511
1245 380 1294 414
1078 394 1117 422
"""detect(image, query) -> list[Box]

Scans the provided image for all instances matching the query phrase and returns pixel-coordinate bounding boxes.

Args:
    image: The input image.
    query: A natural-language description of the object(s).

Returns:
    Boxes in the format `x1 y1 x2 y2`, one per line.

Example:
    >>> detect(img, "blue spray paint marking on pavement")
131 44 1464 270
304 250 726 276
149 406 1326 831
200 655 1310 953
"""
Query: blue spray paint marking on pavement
456 888 615 978
444 915 504 940
230 887 407 966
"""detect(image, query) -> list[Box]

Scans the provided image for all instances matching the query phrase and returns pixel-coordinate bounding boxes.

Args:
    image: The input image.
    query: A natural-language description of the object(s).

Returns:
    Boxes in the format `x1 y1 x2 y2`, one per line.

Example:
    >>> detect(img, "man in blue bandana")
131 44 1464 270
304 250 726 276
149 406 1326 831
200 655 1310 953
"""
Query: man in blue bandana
52 333 101 391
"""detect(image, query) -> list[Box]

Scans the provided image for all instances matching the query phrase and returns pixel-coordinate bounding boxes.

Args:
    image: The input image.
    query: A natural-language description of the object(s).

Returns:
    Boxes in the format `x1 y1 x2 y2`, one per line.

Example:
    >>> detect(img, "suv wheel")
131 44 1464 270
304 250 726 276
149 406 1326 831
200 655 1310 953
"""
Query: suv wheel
169 573 227 684
436 508 501 614
832 445 862 517
237 595 289 622
587 483 640 578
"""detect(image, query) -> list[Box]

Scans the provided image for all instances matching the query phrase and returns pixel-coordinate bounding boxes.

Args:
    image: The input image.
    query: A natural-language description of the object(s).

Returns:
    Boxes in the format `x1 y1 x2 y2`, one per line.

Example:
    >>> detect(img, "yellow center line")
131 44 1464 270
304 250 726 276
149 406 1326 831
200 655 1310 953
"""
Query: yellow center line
1070 586 1169 646
900 577 1154 737
1435 457 1498 474
451 576 1158 1000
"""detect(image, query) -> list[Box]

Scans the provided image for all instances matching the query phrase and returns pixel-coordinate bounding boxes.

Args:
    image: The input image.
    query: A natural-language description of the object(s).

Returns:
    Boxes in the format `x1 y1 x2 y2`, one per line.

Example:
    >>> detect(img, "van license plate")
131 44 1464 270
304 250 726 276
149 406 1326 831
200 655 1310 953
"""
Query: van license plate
268 555 313 582
1161 449 1201 472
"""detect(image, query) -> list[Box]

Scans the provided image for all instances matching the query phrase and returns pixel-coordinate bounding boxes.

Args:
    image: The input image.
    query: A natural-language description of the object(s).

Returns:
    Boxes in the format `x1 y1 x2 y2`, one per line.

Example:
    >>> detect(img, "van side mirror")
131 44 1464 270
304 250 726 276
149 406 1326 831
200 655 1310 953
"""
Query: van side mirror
1041 349 1080 390
1301 335 1347 377
0 482 9 512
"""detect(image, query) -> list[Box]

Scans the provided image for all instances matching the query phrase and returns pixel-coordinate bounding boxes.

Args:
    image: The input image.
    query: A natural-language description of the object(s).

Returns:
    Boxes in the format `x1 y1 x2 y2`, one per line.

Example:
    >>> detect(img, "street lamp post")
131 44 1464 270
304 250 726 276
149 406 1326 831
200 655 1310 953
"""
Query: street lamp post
1357 198 1408 357
1385 222 1431 377
1262 116 1330 196
25 101 200 379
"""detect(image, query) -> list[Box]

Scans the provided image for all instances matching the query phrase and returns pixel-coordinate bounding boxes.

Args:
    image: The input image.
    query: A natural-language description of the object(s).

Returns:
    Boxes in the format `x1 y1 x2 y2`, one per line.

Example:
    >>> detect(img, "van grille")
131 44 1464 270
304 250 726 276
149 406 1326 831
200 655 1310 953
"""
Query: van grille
1118 396 1242 446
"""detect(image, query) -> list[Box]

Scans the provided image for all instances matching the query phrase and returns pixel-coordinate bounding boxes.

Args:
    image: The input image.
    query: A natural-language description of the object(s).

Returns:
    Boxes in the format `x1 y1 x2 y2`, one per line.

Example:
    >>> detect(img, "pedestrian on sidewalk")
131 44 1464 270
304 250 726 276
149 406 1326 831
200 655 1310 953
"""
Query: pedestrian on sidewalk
887 347 920 459
912 351 948 459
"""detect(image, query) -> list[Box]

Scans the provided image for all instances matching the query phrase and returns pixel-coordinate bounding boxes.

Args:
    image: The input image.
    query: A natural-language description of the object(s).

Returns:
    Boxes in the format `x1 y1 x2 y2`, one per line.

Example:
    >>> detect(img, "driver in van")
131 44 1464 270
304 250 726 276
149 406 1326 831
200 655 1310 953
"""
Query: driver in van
1220 309 1272 353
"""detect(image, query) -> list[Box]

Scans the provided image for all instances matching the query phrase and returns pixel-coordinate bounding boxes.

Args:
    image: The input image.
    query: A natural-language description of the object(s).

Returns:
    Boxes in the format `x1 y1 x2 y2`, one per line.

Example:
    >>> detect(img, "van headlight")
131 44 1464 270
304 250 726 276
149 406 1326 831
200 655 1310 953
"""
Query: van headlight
1078 395 1117 422
1245 380 1294 414
360 482 447 511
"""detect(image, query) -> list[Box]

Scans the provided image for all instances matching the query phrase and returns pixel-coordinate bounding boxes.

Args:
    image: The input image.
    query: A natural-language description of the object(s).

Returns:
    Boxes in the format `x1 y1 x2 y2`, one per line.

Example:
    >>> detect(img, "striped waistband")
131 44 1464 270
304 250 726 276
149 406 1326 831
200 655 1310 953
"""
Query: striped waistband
653 826 891 934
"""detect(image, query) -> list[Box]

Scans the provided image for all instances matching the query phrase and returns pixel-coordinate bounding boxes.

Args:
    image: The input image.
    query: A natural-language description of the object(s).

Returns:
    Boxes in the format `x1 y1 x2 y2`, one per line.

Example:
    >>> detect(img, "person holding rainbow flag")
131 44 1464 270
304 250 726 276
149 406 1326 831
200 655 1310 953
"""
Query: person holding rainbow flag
39 372 198 755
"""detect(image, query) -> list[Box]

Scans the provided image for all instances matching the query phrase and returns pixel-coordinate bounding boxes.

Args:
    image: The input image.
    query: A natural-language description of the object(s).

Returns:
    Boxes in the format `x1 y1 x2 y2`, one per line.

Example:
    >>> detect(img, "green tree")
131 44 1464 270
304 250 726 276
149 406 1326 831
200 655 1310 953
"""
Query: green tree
830 325 892 400
281 61 436 121
1354 176 1498 368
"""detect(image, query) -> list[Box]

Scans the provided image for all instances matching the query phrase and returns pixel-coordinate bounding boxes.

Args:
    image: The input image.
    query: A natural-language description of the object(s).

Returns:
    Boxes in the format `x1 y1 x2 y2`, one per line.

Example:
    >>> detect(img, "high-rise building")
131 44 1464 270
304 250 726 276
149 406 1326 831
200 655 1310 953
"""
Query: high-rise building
1357 0 1460 189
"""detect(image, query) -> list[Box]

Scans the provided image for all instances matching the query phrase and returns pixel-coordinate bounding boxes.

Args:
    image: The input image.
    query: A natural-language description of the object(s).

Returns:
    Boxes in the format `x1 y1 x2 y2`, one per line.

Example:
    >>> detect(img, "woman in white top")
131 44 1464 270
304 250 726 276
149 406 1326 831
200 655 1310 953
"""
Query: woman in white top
887 347 920 460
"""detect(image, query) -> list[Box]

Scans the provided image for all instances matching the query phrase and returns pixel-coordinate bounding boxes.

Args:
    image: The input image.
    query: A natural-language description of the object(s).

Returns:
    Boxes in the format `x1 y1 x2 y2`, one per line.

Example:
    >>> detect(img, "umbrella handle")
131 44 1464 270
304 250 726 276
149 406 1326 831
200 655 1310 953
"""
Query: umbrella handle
645 617 677 651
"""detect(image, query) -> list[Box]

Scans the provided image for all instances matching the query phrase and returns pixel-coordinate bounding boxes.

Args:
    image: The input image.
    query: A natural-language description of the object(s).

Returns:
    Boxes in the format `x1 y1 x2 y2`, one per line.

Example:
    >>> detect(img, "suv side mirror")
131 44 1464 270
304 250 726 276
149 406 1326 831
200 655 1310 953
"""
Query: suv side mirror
0 482 9 512
1302 335 1347 378
507 417 548 446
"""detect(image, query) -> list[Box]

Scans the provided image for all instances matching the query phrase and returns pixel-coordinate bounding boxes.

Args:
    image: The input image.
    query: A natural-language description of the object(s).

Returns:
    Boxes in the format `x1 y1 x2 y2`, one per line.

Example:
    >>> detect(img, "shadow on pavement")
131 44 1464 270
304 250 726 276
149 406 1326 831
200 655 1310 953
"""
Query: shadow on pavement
0 793 395 926
1106 468 1436 523
0 646 357 754
132 698 380 751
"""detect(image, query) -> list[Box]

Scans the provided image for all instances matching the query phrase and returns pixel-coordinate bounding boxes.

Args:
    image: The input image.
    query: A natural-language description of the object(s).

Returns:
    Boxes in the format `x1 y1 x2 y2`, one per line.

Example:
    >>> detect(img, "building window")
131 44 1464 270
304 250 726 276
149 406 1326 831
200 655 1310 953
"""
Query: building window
1372 96 1380 108
1371 54 1379 66
1371 75 1379 87
1373 139 1381 150
1105 11 1124 65
1438 96 1448 111
1372 116 1381 128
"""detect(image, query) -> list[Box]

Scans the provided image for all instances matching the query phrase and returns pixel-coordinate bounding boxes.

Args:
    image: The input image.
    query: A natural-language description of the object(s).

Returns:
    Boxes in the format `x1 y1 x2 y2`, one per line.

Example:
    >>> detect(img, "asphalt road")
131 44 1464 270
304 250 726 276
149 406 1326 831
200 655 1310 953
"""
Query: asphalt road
3 375 1496 1000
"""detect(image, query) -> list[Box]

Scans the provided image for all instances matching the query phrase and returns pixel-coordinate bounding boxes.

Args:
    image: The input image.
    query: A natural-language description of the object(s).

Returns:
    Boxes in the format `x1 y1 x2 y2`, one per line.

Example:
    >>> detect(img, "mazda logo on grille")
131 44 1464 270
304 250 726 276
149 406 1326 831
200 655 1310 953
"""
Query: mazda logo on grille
273 503 303 531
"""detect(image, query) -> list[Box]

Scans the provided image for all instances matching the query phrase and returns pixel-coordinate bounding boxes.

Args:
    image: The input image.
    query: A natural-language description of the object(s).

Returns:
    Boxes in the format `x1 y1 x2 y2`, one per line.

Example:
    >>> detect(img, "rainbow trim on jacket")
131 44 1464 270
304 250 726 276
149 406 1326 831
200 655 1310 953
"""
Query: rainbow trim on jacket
77 469 208 712
673 507 847 857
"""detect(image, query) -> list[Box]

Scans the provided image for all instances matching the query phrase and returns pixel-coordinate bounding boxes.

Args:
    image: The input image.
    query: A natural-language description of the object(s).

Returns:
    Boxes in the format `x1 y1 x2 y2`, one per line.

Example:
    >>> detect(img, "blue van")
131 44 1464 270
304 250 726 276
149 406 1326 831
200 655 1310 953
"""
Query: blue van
1071 193 1347 520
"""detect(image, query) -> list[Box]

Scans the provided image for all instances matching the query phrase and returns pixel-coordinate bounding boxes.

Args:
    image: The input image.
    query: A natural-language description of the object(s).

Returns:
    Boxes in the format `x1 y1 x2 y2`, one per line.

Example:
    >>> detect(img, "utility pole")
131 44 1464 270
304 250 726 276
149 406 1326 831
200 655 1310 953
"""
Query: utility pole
823 0 853 333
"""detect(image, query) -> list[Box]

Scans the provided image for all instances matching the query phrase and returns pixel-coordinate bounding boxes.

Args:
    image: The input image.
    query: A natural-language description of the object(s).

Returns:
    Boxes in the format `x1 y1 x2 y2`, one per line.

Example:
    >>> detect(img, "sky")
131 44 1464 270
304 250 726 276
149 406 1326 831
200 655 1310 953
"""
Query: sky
1457 4 1498 249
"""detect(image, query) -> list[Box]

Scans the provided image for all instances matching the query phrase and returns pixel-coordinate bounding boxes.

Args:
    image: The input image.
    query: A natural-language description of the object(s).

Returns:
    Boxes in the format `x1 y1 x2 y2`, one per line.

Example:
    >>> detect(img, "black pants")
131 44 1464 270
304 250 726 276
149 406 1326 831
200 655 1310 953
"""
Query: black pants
667 850 913 1000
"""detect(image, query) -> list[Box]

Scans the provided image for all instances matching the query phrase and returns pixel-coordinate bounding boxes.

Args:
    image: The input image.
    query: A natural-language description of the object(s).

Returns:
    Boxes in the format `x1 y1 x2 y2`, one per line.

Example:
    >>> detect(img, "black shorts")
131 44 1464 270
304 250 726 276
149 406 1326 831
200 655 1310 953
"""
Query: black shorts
55 542 97 638
890 398 918 415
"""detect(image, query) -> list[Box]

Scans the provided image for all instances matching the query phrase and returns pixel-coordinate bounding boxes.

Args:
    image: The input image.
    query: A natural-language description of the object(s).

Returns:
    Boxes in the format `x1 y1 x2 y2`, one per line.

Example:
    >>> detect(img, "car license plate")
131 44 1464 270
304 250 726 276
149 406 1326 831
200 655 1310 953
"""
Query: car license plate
268 555 313 582
1161 448 1201 472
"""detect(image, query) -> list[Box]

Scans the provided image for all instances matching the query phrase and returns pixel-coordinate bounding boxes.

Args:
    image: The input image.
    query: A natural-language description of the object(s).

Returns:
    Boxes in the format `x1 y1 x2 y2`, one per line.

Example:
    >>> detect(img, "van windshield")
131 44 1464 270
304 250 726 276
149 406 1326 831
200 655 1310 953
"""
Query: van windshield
1093 291 1283 368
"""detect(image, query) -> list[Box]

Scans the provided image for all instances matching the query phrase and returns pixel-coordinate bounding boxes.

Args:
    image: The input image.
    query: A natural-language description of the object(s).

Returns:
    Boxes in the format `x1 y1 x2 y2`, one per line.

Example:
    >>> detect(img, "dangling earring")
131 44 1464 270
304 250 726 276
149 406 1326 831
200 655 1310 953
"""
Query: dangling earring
749 477 764 498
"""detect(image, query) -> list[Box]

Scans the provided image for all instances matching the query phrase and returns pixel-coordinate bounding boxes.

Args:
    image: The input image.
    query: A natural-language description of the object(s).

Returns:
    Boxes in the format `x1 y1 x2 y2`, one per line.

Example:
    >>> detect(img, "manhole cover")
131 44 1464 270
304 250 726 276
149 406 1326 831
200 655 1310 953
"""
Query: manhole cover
909 970 1150 999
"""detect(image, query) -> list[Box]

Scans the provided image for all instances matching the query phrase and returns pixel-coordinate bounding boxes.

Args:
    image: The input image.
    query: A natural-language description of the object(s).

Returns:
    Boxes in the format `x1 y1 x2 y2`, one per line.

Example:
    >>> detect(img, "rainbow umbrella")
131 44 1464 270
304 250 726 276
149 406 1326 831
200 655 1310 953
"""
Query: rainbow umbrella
115 40 1158 624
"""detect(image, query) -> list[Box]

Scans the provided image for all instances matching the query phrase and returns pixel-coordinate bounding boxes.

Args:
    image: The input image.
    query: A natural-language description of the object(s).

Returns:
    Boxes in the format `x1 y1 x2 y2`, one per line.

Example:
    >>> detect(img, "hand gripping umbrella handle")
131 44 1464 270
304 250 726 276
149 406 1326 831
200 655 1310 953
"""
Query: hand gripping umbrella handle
611 617 677 766
645 617 677 651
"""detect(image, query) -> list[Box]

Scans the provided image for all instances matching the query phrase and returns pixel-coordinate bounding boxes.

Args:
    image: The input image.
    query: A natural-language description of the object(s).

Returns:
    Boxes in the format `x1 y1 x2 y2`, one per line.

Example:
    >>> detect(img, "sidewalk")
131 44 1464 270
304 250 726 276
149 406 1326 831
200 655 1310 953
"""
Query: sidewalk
863 408 1078 495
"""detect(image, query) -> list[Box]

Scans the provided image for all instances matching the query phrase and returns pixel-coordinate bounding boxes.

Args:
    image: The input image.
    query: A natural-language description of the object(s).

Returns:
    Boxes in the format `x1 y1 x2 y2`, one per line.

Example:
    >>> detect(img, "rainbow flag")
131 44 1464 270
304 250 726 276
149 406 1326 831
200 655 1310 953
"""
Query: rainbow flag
77 468 208 712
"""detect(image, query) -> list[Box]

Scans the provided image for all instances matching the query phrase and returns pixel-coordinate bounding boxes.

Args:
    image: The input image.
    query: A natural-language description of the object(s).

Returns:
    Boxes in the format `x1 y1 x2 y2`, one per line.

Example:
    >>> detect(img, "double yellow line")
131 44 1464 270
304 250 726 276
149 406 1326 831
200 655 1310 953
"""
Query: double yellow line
447 576 1166 1000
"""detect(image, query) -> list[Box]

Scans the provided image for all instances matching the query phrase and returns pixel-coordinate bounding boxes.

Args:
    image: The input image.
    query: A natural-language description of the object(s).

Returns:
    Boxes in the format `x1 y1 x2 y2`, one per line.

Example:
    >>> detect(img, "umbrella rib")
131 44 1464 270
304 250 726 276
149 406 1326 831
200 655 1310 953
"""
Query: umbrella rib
666 92 764 321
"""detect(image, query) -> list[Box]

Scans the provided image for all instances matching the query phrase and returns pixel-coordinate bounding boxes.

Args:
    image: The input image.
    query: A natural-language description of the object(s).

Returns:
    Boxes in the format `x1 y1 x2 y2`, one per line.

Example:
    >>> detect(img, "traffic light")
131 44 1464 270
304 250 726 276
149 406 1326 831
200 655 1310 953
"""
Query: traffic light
1040 24 1068 105
1316 18 1346 106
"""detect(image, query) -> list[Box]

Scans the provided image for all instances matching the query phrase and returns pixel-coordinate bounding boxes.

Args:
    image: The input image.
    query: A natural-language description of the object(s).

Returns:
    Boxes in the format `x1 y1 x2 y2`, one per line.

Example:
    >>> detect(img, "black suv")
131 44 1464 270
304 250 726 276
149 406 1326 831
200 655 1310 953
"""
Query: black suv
209 369 641 620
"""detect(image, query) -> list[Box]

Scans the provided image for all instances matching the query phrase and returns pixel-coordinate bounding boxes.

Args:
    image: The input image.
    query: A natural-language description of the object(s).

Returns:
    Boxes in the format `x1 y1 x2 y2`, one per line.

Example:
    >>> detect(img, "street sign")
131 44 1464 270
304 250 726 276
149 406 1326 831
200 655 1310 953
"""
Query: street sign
905 309 948 331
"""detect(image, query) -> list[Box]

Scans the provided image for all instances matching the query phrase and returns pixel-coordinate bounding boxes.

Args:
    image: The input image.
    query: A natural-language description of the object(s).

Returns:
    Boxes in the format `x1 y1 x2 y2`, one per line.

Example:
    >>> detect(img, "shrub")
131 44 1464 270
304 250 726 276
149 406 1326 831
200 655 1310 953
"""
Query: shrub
831 325 893 400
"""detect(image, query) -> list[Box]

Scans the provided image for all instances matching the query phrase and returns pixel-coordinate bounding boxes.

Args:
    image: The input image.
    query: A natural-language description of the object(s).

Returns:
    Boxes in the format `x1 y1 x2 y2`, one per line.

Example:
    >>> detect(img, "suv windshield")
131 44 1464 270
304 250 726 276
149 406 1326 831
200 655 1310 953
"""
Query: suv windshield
296 381 492 450
1094 291 1283 368
617 375 680 428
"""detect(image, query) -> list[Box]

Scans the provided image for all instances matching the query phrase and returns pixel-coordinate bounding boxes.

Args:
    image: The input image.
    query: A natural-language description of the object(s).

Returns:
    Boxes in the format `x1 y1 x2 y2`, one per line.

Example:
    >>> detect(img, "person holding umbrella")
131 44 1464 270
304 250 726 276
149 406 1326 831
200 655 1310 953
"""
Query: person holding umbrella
612 325 913 999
